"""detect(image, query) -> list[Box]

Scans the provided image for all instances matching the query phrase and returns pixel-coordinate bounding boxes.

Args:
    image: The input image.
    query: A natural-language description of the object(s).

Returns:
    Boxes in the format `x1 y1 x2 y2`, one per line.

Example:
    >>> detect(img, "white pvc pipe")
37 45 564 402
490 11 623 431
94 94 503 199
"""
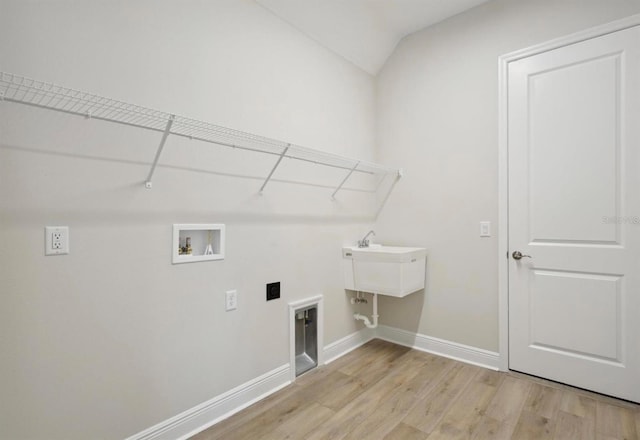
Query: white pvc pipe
354 293 378 329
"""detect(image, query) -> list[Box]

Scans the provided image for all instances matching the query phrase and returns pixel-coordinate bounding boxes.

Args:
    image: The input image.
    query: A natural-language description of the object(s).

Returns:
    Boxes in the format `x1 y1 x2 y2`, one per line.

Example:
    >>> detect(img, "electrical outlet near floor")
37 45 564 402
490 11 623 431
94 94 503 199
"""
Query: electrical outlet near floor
45 226 69 255
226 290 237 311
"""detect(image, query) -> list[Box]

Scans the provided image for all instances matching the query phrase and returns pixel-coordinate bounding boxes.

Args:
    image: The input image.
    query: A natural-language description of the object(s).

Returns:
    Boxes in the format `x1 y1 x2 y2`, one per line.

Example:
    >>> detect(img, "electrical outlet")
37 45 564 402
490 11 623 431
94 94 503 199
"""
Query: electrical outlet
226 290 237 311
52 231 63 249
45 226 69 255
266 282 280 301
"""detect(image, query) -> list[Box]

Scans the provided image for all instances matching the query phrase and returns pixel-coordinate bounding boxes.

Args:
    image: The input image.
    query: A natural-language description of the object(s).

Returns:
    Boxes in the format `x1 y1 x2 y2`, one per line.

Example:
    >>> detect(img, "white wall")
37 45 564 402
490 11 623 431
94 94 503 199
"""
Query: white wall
0 1 378 438
375 0 640 352
6 0 640 438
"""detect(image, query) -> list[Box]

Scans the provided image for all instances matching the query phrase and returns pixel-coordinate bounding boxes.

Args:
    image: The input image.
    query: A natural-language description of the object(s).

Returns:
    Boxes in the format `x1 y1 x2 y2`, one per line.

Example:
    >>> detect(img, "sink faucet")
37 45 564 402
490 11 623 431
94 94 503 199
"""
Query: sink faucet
358 230 375 248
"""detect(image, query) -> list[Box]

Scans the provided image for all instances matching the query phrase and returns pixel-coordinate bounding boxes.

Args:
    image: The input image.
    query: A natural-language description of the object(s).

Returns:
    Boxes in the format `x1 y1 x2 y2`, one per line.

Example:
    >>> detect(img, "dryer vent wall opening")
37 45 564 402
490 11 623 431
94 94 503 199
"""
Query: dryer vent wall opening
294 305 318 377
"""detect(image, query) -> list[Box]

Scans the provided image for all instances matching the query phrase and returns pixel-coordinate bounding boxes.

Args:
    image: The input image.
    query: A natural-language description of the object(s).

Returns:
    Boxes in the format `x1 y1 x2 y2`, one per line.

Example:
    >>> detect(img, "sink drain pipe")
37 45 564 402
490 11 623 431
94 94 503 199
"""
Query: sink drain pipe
354 292 378 329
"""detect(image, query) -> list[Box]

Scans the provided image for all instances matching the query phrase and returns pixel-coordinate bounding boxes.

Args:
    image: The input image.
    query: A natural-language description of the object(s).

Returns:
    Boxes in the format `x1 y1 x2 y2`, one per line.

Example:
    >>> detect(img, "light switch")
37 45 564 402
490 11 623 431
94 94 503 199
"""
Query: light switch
480 221 491 237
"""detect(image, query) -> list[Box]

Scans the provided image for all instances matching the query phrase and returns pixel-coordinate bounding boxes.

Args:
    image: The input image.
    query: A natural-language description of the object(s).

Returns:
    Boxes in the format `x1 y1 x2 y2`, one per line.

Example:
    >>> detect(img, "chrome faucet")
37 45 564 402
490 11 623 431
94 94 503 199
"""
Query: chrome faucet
358 230 375 248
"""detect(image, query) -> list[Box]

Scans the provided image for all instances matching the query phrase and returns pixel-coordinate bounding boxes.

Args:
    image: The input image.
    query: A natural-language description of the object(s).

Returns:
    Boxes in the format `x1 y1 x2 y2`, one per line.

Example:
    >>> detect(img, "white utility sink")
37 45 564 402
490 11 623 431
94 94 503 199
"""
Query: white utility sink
342 245 426 297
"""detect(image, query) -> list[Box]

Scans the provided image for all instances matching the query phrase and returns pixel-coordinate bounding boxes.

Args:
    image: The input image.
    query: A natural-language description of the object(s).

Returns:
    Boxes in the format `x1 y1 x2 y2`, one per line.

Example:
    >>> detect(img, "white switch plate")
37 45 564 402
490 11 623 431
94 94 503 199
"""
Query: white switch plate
45 226 69 255
480 221 491 237
226 290 237 311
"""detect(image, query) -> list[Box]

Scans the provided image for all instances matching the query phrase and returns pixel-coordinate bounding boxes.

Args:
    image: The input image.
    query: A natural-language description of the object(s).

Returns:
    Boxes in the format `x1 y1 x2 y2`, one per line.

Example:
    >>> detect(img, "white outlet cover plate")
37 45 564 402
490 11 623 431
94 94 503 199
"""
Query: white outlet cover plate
480 221 491 237
226 290 237 311
45 226 69 255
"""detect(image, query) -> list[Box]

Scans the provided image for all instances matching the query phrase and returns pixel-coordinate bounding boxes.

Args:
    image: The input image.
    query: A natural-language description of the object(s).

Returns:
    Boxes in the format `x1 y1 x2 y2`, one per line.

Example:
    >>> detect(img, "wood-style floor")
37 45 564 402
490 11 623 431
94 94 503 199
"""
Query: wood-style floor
191 339 640 440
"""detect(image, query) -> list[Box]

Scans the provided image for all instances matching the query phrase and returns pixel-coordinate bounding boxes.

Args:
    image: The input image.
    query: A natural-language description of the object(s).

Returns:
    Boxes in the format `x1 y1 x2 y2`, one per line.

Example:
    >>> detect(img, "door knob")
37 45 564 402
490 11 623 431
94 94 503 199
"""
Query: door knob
512 251 532 260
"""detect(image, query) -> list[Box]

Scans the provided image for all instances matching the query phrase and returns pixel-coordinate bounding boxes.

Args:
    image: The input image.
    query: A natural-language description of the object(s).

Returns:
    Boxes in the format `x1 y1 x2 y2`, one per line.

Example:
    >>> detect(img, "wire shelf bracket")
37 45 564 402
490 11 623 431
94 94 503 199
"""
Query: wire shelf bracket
0 72 403 195
259 144 290 193
332 161 360 199
145 115 175 189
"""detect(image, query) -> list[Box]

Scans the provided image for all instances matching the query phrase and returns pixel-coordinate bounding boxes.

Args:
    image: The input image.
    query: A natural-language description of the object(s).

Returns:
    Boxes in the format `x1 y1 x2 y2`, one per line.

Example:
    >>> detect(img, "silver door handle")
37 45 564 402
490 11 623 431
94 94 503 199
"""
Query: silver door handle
512 251 532 260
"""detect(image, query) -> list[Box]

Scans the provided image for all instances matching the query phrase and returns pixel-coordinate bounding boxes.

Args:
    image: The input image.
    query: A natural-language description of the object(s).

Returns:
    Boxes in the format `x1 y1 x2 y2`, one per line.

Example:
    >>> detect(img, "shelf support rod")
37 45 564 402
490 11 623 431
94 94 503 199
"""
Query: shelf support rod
145 114 175 189
375 169 402 218
259 144 290 193
332 161 360 199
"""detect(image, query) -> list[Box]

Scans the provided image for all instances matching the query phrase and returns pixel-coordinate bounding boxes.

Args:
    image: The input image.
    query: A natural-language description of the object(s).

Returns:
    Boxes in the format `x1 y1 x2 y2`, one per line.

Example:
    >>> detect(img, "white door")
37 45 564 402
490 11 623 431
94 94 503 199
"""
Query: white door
508 25 640 402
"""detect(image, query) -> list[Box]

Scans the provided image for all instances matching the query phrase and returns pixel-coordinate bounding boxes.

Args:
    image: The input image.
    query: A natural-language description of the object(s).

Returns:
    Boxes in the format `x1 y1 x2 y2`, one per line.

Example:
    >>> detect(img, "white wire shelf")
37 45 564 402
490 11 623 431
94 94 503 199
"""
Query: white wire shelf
0 72 401 195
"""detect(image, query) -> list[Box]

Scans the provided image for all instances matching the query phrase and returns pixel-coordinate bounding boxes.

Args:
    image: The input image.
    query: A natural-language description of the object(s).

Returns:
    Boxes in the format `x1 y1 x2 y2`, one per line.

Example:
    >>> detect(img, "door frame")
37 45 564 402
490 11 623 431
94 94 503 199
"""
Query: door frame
497 13 640 372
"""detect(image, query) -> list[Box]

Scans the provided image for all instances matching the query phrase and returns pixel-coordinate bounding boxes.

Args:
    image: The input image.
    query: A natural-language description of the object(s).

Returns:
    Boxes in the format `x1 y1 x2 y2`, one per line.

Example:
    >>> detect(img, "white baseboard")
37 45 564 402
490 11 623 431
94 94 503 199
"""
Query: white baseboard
376 325 501 370
323 327 375 364
323 326 499 371
124 327 374 440
125 364 291 440
128 326 499 440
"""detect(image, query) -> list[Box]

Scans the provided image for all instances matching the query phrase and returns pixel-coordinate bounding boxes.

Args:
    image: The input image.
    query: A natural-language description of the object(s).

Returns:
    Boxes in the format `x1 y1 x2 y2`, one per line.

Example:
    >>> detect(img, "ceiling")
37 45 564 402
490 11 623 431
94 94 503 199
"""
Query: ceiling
255 0 491 75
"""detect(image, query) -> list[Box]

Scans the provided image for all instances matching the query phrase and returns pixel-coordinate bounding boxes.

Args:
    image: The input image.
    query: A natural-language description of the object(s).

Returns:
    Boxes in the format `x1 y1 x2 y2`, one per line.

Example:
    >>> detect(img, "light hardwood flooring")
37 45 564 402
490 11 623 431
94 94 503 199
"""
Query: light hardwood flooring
191 339 640 440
